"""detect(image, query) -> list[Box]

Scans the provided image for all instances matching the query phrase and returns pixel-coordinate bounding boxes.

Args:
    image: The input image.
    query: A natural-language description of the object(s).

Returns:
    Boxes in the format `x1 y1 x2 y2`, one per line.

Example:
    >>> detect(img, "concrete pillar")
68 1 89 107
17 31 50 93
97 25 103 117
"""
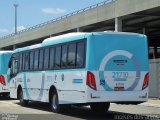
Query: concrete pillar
115 17 122 32
77 28 82 32
49 34 52 38
142 27 146 35
13 45 17 50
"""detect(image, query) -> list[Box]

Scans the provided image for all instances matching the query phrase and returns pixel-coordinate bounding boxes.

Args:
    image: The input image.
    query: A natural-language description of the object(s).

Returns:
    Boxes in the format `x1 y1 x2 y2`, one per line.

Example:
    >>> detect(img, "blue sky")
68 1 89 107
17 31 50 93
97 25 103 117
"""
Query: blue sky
0 0 108 37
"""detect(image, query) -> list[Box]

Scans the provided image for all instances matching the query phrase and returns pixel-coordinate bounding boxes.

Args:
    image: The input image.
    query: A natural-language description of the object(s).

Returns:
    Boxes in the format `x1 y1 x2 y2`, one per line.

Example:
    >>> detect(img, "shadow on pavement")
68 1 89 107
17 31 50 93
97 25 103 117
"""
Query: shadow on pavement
15 101 159 120
0 95 15 101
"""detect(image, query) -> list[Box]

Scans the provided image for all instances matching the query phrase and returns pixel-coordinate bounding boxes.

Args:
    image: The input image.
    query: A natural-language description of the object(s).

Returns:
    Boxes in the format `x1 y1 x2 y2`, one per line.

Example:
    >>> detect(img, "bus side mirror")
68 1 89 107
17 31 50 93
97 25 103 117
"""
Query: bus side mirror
8 60 11 68
7 68 11 75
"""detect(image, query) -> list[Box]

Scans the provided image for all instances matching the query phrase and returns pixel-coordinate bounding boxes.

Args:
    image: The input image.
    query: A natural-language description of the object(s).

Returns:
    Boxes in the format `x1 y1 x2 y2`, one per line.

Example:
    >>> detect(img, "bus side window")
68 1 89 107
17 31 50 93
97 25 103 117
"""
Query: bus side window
49 47 55 69
68 43 76 67
55 46 61 68
25 52 29 71
19 53 23 72
34 50 39 70
61 45 68 68
10 55 18 77
13 60 18 74
39 49 44 70
29 51 34 70
44 48 49 69
76 42 85 68
22 53 25 71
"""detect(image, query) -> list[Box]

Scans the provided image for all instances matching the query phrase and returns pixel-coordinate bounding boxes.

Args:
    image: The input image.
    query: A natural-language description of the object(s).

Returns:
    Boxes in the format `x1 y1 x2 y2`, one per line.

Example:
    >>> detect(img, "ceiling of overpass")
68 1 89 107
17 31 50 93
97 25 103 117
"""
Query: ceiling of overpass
80 6 160 47
123 7 160 36
123 7 160 47
81 19 115 32
1 1 160 50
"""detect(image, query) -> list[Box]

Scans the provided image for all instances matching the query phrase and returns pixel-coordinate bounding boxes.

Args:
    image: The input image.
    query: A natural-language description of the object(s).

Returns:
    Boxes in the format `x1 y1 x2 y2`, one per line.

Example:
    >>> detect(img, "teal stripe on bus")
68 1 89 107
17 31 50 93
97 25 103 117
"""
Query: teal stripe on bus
72 79 83 84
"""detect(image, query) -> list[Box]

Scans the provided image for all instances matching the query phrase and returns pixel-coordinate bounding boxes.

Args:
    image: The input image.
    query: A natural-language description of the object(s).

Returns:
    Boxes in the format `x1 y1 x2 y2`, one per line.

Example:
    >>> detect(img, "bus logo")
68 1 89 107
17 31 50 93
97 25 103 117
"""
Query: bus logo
99 50 141 91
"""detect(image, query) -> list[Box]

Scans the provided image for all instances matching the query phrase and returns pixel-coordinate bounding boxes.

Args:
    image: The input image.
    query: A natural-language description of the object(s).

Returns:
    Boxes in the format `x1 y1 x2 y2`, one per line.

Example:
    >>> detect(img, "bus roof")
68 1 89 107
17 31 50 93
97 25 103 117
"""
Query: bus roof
43 33 87 43
42 32 88 47
14 44 42 53
42 32 144 46
13 32 145 53
13 33 88 53
0 51 13 54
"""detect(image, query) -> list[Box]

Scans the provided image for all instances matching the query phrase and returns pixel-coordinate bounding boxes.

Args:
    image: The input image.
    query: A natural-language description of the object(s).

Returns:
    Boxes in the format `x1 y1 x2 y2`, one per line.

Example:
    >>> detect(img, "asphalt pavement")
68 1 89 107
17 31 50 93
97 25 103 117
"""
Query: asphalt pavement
0 96 159 120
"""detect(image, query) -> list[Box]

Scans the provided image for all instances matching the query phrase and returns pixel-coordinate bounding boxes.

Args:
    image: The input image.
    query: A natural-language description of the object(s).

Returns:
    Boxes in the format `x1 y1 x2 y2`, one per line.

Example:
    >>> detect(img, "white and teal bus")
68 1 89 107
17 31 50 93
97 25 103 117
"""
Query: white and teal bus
0 51 13 97
9 32 149 113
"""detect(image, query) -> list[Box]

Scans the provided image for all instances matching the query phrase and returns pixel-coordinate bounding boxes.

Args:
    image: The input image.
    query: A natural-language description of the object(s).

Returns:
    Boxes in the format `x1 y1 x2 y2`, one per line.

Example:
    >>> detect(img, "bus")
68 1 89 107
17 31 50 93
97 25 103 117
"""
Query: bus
9 32 149 113
0 51 13 97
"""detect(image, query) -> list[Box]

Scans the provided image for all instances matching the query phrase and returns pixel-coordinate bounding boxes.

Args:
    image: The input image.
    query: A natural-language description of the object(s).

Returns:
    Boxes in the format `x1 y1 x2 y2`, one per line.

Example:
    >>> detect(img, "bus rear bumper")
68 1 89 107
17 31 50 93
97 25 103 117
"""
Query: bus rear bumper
87 90 148 103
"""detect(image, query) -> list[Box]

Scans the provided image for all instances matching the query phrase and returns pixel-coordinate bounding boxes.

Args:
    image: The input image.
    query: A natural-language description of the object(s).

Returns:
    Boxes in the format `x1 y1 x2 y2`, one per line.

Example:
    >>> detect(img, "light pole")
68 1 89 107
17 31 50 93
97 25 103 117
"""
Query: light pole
14 4 18 34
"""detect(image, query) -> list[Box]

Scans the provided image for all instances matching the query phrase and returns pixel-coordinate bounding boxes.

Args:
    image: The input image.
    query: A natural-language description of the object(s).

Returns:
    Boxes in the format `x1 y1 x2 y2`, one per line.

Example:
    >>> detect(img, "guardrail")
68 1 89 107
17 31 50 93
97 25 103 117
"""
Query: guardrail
0 0 115 40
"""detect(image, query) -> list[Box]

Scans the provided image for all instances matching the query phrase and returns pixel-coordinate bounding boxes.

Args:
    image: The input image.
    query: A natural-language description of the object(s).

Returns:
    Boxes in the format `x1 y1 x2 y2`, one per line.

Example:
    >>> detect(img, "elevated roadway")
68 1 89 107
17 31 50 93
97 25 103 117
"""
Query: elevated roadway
0 0 160 49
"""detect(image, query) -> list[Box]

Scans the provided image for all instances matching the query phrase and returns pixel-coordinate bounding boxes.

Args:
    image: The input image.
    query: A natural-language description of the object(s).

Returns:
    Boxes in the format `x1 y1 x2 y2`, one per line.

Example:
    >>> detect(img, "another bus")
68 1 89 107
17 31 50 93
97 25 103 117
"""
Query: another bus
0 51 13 97
9 32 149 113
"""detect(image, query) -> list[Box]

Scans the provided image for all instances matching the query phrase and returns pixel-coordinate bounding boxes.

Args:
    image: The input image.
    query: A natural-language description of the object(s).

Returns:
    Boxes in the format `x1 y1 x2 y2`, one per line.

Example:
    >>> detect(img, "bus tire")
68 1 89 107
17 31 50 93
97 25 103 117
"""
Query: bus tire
90 102 110 113
19 88 28 106
50 90 66 113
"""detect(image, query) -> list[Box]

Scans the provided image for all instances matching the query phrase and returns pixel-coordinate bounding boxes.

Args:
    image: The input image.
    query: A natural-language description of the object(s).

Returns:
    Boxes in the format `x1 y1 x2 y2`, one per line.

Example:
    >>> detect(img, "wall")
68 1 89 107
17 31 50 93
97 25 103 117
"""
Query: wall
149 59 160 98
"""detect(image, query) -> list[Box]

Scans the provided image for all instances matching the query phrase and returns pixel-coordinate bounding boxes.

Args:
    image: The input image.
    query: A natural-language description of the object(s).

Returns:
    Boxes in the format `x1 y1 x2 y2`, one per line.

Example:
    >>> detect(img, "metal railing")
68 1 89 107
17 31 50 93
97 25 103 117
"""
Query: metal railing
0 0 114 40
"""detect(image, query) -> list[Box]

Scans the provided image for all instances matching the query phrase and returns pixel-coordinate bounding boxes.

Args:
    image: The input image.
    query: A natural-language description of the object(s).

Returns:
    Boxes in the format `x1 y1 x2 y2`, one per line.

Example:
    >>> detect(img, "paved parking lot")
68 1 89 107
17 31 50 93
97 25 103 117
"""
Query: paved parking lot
0 97 159 120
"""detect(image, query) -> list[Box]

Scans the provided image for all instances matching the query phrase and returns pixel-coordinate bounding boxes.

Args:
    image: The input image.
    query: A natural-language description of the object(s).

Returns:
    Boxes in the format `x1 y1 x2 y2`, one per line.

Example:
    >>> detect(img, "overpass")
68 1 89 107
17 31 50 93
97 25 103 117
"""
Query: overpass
0 0 160 50
1 0 160 98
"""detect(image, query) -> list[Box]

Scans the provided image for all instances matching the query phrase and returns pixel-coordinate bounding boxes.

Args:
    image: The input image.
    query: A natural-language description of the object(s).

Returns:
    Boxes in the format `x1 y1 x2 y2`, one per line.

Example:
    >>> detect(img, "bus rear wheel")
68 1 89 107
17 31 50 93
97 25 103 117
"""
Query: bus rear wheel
90 102 110 113
50 90 70 113
19 88 28 106
50 90 64 113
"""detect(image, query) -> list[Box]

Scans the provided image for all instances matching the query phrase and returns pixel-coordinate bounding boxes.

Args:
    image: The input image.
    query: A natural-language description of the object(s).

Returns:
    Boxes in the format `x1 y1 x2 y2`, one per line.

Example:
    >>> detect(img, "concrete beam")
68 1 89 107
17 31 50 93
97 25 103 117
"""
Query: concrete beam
13 45 17 50
115 0 160 17
142 27 146 34
0 0 160 48
92 26 114 32
77 28 82 32
115 17 122 32
125 16 160 25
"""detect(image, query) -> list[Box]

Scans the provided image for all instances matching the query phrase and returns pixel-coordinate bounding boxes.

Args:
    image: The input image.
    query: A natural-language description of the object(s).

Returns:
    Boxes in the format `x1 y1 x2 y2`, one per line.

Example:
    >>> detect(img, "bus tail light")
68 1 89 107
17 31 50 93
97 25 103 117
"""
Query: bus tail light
86 71 97 90
142 72 149 90
0 75 5 85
